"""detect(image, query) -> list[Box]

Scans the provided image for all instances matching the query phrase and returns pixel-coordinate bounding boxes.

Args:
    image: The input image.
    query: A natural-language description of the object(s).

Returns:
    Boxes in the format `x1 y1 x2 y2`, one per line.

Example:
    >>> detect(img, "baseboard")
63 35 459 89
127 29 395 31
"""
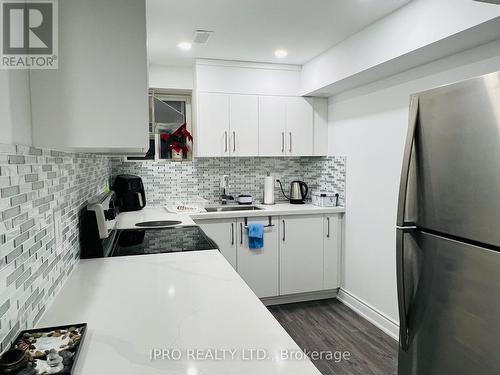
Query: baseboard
337 288 399 341
261 289 338 306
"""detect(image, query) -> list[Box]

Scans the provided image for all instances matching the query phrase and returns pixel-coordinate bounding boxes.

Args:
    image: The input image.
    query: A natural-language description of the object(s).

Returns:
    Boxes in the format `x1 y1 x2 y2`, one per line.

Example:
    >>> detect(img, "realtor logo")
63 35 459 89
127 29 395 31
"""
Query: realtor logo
1 0 58 69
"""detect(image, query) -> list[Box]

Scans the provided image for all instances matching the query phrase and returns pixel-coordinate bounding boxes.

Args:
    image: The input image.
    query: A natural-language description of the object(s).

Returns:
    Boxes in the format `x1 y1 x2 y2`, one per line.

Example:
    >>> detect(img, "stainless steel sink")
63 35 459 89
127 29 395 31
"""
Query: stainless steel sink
205 206 263 212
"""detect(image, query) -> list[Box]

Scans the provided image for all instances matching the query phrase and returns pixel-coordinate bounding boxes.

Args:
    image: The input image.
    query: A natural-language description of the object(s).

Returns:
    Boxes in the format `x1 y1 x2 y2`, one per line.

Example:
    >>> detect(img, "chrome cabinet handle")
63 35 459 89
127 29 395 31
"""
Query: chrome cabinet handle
224 131 228 153
240 222 243 245
281 132 285 153
397 96 419 226
232 131 236 153
327 217 330 238
282 220 286 241
231 223 235 245
289 132 292 153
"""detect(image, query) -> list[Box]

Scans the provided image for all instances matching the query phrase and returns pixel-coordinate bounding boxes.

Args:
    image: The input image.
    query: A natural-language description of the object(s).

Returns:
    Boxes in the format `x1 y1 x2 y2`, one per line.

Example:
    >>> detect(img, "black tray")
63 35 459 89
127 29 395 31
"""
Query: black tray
2 323 87 374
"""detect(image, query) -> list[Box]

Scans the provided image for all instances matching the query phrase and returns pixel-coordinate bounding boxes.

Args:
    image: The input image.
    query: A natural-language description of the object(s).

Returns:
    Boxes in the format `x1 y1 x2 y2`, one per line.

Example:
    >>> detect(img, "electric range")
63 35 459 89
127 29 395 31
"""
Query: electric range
81 192 218 259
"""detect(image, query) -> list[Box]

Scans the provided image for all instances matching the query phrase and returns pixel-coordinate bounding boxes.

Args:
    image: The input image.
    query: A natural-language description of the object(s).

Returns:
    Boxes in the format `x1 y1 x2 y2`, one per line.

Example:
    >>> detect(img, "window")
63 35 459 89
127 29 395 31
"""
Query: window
126 90 193 162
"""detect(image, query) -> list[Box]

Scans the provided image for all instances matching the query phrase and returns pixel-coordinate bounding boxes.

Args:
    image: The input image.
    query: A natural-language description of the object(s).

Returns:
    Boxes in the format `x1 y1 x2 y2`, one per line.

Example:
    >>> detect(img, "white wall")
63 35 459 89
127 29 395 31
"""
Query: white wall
330 38 500 336
0 70 32 145
302 0 500 95
149 64 193 90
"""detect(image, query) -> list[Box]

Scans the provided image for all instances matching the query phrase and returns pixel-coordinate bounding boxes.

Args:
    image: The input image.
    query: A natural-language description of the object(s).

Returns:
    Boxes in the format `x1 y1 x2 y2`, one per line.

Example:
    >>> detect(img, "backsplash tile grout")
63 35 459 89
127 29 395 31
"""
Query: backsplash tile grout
0 143 111 352
111 156 346 206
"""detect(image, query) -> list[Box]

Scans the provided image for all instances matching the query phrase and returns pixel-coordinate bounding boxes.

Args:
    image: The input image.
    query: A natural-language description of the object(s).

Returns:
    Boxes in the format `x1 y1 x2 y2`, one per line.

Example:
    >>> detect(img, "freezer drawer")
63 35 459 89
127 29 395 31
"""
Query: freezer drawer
397 229 500 375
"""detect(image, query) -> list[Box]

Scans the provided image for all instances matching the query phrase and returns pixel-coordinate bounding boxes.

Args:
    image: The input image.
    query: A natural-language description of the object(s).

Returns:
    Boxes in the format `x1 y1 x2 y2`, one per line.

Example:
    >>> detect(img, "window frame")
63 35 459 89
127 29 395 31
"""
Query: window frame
124 90 193 162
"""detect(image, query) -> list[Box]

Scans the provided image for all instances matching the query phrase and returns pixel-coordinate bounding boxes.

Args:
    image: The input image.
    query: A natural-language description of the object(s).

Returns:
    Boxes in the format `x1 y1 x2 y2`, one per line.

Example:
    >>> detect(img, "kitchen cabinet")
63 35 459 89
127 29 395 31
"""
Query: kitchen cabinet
196 93 259 157
197 93 324 157
279 215 324 295
29 0 149 154
229 95 259 156
323 214 341 289
196 93 231 157
196 219 237 269
236 217 279 298
285 97 314 156
258 96 314 156
195 212 342 300
313 98 328 156
258 96 287 156
195 216 279 297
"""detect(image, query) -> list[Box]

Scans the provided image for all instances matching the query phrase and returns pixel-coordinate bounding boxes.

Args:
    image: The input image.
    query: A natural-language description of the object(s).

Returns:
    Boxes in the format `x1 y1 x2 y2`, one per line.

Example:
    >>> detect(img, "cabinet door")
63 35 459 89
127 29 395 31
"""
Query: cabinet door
280 215 324 295
197 93 230 157
324 215 341 289
313 98 328 156
286 97 314 156
258 96 287 156
236 217 279 298
229 95 259 156
196 219 237 269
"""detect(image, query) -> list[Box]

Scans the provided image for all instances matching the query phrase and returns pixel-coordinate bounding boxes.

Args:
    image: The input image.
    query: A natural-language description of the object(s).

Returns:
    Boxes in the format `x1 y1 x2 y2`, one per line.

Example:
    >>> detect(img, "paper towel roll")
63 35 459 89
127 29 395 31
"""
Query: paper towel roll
263 175 275 205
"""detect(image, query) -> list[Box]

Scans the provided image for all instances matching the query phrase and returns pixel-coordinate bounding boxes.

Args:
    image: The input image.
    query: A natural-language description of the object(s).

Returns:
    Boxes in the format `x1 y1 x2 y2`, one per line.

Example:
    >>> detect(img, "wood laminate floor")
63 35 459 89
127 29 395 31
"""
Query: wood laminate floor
268 299 398 375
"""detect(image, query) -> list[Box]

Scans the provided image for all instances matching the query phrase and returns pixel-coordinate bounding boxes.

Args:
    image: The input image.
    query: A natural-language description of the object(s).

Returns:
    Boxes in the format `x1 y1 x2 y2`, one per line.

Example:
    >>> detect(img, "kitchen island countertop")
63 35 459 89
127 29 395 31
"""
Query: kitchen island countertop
38 251 322 375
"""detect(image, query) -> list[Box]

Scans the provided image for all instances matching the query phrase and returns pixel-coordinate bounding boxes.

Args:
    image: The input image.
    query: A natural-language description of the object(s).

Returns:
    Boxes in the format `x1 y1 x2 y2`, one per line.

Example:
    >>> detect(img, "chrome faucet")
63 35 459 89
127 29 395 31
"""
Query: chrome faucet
220 175 234 205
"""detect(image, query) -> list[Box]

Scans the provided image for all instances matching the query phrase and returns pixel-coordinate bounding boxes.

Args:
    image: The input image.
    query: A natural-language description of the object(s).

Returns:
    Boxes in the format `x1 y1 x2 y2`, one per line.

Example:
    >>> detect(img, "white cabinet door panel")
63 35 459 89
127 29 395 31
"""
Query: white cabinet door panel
280 215 324 295
196 219 237 269
197 93 230 157
286 97 314 156
229 95 259 156
258 96 287 156
237 217 279 298
324 215 341 290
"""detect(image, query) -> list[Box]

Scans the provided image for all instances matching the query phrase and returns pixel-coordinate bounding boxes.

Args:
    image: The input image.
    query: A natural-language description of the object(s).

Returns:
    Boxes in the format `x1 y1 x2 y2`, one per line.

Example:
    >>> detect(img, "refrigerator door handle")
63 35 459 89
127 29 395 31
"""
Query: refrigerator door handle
397 95 420 227
397 227 416 351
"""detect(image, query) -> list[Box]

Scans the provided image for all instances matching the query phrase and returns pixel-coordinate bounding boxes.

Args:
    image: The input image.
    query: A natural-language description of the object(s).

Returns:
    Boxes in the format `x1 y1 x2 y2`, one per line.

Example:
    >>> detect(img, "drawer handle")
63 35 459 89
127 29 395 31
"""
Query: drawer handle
327 217 330 238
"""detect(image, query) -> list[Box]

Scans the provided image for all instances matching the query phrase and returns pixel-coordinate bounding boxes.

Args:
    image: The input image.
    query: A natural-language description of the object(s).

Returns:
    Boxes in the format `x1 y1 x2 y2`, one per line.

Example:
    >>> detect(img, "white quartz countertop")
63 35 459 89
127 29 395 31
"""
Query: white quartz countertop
38 251 321 375
190 203 344 220
116 204 344 229
116 207 195 229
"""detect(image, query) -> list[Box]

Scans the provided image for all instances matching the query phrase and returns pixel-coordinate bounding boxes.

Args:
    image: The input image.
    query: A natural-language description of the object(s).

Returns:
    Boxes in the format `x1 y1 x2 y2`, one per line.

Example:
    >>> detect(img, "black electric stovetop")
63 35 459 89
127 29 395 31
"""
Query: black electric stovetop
111 226 218 257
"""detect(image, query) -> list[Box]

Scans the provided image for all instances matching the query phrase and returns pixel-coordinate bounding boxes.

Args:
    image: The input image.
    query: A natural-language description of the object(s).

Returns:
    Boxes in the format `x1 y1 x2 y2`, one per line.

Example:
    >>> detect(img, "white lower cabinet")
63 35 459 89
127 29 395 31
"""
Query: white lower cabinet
236 217 279 298
323 214 341 289
196 219 237 269
195 213 341 299
279 215 324 295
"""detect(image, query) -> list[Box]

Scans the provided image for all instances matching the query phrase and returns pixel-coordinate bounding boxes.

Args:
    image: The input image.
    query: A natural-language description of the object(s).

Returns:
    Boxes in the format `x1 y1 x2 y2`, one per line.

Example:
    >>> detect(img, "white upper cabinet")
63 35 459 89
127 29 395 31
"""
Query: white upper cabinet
313 98 328 156
258 96 287 157
285 97 314 156
30 0 149 154
197 93 230 157
195 60 327 157
229 95 259 156
258 96 315 157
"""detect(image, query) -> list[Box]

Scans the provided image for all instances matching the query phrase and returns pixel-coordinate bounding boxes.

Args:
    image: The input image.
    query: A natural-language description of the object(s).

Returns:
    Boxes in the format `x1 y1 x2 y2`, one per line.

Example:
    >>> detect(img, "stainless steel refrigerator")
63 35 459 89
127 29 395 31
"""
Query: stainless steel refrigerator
397 71 500 375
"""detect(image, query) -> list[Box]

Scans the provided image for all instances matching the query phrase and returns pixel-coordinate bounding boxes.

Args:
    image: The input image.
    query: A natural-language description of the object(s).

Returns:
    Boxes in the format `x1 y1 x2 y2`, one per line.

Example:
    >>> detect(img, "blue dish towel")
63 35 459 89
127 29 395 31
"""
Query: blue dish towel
248 223 264 249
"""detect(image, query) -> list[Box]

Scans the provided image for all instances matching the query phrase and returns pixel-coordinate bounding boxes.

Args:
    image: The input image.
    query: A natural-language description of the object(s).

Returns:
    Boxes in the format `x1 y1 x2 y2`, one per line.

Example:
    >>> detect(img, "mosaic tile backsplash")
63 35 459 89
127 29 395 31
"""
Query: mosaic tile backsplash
0 143 111 351
112 156 346 206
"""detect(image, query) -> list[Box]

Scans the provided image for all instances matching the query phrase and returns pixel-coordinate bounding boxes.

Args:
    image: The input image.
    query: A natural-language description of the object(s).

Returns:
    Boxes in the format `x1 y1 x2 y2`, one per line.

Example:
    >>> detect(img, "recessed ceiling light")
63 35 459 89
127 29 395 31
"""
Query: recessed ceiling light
274 49 288 58
177 41 192 51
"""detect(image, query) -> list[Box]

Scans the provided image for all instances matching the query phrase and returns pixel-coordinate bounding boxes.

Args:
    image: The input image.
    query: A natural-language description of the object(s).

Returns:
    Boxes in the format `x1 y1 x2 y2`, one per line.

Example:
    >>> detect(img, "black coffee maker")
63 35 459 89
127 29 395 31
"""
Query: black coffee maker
113 174 146 211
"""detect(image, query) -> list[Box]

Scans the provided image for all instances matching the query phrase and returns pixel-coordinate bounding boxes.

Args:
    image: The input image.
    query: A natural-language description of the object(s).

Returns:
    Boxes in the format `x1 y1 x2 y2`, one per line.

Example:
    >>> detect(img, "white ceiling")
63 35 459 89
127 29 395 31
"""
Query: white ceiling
147 0 412 67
